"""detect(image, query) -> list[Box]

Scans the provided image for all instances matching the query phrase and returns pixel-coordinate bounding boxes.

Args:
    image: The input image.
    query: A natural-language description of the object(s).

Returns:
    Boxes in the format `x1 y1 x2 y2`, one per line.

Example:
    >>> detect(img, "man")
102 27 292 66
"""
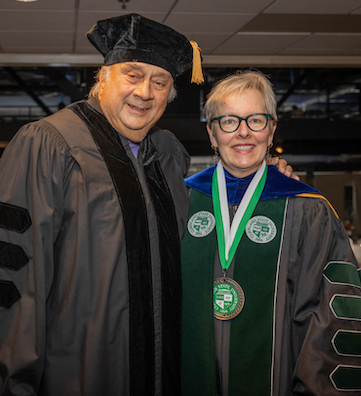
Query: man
0 14 294 396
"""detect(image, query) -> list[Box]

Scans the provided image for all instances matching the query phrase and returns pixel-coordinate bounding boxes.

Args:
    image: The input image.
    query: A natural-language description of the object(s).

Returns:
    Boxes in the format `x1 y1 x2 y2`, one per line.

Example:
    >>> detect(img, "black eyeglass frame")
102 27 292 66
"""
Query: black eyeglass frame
211 113 273 133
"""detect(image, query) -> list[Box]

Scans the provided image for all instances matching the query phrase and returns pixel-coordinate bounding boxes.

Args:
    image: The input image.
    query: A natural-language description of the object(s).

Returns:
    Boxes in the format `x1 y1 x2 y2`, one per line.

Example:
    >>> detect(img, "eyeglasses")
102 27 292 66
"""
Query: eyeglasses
211 113 273 133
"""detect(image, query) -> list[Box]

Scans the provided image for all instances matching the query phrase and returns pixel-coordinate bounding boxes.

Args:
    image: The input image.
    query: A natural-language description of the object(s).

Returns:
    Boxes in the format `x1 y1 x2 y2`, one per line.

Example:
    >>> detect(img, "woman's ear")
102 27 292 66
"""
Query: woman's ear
207 125 218 148
268 122 277 147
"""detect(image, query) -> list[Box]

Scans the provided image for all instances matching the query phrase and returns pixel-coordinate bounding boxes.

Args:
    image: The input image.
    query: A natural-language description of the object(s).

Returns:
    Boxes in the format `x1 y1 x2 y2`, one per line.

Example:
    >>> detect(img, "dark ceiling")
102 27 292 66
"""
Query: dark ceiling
1 0 361 172
1 65 361 173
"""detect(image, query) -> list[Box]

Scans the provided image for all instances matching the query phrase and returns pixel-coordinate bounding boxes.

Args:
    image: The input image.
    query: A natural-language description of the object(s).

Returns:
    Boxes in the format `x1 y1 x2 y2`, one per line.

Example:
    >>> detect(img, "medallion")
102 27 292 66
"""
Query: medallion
213 277 245 320
211 161 266 321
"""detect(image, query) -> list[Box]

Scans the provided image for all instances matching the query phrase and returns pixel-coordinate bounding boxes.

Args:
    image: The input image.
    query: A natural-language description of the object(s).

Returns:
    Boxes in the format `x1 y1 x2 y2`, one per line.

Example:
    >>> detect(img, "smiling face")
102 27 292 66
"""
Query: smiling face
98 62 173 142
207 88 276 178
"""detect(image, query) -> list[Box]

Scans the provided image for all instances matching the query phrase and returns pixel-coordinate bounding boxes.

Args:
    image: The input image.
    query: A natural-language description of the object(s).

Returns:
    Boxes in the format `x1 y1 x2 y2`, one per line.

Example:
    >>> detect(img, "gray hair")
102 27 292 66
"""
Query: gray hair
204 69 278 129
88 65 178 103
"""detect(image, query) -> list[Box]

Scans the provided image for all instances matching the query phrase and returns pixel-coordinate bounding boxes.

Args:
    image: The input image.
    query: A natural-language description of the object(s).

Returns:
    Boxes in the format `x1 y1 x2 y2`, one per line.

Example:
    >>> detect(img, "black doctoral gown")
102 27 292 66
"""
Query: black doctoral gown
0 97 190 396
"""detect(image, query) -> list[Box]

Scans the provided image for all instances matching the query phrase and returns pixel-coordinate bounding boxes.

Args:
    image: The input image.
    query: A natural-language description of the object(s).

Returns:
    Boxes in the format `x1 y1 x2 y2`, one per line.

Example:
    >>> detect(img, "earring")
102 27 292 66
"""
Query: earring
265 142 273 163
211 145 220 164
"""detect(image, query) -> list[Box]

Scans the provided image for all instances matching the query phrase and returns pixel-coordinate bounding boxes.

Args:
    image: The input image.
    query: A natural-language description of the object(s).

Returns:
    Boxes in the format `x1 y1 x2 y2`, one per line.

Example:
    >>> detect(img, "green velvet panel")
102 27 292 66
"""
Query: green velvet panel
228 198 286 396
324 261 361 288
181 190 218 396
331 366 361 390
333 331 361 356
331 295 361 320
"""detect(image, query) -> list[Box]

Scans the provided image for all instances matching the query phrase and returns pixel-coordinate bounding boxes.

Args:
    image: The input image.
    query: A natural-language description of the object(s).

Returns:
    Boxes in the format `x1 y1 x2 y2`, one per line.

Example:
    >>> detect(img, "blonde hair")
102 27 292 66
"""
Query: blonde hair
87 65 178 103
204 69 278 128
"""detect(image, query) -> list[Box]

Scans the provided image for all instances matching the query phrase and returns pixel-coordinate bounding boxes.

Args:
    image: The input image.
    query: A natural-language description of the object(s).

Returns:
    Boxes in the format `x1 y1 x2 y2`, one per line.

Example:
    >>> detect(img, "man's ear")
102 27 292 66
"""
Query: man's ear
98 67 110 101
99 67 107 83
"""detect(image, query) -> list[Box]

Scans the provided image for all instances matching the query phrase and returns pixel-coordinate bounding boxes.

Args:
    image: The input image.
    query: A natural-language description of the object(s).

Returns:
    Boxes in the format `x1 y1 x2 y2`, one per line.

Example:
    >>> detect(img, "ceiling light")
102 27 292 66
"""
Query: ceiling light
14 0 38 2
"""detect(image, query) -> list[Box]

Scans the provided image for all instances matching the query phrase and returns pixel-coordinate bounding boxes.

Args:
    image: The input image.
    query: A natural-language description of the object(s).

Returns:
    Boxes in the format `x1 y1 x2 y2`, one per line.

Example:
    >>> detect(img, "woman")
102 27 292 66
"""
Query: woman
181 70 361 396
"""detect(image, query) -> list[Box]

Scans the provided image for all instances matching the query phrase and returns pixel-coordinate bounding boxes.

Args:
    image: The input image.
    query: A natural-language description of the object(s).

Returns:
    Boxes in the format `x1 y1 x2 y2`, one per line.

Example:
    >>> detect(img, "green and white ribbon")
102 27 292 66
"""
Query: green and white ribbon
212 160 267 270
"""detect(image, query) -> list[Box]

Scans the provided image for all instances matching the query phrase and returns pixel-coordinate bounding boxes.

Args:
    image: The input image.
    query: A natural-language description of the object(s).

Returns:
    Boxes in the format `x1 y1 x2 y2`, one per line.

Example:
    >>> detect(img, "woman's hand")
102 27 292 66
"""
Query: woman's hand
267 156 300 181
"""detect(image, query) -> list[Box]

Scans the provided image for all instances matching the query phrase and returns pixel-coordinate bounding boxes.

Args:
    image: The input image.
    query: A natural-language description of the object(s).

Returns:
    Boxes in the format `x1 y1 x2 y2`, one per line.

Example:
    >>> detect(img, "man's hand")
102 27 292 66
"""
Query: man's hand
267 156 300 181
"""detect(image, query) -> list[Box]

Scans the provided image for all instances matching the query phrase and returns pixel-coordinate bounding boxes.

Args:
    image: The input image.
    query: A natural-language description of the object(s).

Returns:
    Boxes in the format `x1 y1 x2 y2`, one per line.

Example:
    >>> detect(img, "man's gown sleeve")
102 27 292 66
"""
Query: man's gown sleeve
0 121 71 394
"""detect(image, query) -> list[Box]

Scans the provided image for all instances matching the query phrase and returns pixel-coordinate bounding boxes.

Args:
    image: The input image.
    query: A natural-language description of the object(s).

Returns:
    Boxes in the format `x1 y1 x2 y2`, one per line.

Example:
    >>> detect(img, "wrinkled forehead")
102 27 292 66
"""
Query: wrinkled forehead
114 61 173 81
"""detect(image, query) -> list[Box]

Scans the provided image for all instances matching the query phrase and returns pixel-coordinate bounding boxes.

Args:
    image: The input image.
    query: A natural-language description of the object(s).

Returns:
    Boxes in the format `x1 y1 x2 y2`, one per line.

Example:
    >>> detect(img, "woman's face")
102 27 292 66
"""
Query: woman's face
207 88 276 178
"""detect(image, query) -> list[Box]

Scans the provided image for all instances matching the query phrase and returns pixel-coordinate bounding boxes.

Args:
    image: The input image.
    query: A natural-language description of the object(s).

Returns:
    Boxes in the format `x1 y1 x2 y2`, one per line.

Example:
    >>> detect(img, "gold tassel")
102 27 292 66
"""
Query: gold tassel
190 40 204 85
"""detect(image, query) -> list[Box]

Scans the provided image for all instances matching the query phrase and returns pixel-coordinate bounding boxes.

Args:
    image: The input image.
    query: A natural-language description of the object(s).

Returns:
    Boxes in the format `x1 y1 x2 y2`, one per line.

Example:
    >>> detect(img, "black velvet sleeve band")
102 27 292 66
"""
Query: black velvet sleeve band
0 202 32 233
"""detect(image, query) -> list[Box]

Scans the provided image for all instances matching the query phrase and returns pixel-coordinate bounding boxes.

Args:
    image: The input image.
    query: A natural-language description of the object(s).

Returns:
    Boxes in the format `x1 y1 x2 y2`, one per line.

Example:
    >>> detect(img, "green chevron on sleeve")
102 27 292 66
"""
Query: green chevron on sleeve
324 262 361 288
330 366 361 391
333 330 361 356
331 295 361 320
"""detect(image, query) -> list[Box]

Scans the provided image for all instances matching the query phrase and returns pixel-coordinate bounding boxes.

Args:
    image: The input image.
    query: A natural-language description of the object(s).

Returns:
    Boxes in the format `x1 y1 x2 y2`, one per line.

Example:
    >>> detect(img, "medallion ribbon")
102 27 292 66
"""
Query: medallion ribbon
212 160 267 272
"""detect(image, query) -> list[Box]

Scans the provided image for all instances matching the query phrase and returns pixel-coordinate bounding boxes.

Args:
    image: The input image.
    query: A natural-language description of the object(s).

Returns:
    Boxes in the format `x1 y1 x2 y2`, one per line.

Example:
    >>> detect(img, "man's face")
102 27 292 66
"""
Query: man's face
98 62 173 142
